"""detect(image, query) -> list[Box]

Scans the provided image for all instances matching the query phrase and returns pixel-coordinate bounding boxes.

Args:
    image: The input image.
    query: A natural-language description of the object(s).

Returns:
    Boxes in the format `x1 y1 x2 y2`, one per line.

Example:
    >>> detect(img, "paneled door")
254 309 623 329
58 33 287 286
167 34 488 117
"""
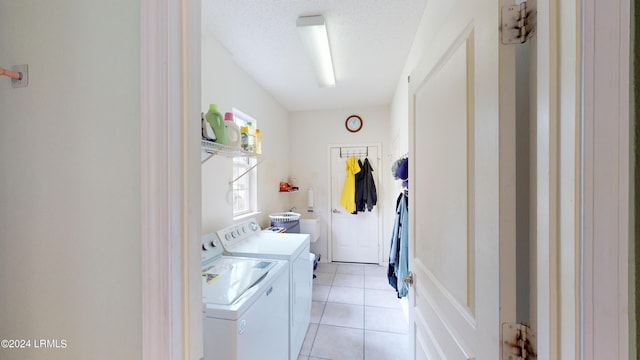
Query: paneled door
329 145 381 264
407 0 521 358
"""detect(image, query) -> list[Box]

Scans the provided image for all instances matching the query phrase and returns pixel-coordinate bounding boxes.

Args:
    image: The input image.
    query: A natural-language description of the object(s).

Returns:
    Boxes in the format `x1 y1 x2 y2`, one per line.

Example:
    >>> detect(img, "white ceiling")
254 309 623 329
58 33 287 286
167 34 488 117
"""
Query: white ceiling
202 0 427 112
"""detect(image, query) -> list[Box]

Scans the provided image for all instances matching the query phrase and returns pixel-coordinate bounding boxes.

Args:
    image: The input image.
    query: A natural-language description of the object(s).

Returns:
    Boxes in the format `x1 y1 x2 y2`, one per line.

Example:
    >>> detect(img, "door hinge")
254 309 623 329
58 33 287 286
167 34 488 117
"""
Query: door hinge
501 1 537 45
502 322 537 359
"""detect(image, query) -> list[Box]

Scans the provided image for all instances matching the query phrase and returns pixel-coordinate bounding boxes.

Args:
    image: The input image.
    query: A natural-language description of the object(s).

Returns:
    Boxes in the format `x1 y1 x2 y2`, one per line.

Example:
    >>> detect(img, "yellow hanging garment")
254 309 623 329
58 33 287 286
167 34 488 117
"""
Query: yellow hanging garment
339 156 361 213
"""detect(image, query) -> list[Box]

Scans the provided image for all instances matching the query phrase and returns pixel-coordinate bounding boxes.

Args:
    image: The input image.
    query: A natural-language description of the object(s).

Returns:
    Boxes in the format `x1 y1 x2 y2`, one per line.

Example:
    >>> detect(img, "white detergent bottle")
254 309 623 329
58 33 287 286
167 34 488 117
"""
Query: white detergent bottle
224 112 241 148
247 121 256 152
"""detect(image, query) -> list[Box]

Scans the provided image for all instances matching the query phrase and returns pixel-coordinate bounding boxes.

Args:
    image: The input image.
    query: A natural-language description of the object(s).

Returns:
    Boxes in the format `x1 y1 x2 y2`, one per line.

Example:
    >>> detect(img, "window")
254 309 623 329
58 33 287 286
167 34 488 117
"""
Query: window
232 156 256 215
232 109 258 217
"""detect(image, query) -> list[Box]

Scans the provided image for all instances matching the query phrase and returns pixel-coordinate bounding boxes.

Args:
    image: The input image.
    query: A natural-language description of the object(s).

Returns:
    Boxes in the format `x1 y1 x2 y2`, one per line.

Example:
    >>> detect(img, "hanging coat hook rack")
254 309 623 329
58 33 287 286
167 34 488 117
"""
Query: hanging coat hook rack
339 146 369 159
1 64 29 88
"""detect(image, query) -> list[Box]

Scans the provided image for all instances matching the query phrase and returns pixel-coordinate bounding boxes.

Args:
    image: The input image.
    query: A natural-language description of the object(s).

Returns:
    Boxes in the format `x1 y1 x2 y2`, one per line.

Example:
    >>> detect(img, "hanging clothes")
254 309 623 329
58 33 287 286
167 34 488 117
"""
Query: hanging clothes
388 191 409 298
353 159 365 214
339 156 361 213
395 157 409 189
355 157 377 212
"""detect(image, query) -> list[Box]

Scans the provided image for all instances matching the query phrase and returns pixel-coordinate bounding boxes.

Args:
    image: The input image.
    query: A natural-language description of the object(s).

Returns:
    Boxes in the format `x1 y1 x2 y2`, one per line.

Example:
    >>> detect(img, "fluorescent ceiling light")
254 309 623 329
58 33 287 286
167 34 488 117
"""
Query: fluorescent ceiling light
296 15 336 88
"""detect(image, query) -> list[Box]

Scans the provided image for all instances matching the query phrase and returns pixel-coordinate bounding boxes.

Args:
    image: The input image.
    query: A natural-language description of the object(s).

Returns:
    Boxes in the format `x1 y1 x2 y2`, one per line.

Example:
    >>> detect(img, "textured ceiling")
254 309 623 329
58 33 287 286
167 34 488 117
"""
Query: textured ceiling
202 0 427 112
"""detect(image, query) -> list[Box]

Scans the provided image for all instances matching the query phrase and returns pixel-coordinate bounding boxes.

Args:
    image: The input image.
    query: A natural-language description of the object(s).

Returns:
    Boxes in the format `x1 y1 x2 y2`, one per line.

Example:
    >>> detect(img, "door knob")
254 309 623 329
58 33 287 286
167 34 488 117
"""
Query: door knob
332 208 341 214
402 272 414 286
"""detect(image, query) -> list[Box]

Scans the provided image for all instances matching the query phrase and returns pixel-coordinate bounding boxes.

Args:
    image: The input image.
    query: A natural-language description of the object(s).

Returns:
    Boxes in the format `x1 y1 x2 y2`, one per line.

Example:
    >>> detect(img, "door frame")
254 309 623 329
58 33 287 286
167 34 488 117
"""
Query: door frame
527 0 630 357
327 143 383 264
581 0 631 358
140 0 202 359
544 0 582 358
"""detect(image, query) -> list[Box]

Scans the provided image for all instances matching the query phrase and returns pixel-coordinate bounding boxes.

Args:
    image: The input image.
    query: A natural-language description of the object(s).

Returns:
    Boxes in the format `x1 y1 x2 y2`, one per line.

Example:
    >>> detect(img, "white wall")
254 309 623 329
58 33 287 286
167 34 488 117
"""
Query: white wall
289 107 396 262
201 31 290 232
0 1 141 359
388 3 447 212
389 4 450 158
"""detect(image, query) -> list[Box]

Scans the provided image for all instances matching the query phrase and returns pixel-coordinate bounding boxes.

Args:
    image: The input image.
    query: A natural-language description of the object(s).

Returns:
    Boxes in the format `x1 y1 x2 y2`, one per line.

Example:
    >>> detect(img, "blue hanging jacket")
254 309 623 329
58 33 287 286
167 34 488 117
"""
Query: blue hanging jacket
388 192 409 298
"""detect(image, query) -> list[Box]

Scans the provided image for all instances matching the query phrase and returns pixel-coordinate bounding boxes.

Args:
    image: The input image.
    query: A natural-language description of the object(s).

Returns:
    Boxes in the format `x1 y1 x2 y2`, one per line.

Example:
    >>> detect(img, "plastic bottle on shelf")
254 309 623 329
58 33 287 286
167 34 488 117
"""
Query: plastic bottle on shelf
255 128 262 155
201 112 216 141
240 126 249 151
205 104 227 144
247 121 256 152
224 112 241 148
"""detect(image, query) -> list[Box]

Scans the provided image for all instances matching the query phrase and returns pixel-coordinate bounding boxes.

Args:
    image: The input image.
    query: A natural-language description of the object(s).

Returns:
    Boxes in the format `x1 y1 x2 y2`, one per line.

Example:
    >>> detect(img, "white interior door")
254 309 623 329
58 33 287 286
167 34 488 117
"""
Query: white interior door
407 0 518 358
329 145 381 264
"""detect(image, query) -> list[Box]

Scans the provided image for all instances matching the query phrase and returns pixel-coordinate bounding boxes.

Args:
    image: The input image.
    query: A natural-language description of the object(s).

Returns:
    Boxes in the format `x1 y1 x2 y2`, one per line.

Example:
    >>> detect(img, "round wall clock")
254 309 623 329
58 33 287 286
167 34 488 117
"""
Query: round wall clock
345 115 363 133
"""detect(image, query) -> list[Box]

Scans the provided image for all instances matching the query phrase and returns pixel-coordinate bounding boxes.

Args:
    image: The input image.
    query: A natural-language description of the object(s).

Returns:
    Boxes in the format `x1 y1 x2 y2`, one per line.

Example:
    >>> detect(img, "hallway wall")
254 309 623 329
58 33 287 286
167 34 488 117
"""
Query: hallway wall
0 1 141 359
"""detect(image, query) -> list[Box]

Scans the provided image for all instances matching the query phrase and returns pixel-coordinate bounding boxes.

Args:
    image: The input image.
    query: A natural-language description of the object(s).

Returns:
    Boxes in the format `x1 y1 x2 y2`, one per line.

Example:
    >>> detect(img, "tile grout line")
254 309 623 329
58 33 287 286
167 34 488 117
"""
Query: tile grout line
308 300 326 358
310 264 405 360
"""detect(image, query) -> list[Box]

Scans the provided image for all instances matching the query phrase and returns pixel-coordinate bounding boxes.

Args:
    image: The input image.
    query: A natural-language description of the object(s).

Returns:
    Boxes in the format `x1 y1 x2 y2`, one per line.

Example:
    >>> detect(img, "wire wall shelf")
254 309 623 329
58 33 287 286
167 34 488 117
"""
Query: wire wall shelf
201 139 261 163
201 139 264 185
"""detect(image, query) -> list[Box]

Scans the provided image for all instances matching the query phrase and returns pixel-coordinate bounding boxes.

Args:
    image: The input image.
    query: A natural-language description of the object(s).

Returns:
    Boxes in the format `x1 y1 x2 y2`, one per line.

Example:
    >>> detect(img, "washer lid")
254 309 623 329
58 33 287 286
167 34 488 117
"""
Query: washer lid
223 232 310 259
202 257 275 305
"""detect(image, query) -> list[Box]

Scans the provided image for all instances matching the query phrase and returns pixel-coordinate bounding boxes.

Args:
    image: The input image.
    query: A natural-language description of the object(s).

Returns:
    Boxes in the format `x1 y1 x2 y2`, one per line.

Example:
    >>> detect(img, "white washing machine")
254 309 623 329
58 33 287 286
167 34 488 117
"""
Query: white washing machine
201 233 289 360
216 218 312 360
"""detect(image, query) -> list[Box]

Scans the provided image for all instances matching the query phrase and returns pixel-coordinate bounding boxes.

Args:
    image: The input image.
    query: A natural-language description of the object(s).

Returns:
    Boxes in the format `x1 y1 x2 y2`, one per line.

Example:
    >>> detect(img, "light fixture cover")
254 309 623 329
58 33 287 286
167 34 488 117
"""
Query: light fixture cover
296 15 336 88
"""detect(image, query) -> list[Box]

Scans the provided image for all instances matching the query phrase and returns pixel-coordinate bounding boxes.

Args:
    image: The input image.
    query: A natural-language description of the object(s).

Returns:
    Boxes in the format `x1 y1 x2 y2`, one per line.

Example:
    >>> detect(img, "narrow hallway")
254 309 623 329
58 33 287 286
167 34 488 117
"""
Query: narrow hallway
299 263 409 360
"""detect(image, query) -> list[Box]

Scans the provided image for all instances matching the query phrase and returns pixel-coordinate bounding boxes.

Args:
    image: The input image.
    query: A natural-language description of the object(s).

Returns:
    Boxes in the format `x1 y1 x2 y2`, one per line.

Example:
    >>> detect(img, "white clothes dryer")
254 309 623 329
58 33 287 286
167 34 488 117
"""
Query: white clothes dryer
216 218 312 360
201 233 289 360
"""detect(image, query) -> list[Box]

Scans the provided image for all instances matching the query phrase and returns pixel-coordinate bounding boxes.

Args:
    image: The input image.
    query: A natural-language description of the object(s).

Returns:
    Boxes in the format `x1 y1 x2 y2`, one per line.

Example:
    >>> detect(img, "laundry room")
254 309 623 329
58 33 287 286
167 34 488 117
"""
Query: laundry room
0 0 629 358
200 2 416 269
199 1 418 359
200 17 409 246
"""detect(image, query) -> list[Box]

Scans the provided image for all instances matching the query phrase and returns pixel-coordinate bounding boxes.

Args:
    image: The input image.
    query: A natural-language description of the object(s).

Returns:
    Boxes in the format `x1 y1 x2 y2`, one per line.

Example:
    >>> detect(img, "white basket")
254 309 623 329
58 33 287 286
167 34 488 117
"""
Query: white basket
269 212 301 222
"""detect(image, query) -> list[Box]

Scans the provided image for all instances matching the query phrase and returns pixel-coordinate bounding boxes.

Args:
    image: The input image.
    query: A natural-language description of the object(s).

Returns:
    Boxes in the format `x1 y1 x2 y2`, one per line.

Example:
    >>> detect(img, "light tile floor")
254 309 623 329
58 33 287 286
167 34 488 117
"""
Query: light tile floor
298 262 409 360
